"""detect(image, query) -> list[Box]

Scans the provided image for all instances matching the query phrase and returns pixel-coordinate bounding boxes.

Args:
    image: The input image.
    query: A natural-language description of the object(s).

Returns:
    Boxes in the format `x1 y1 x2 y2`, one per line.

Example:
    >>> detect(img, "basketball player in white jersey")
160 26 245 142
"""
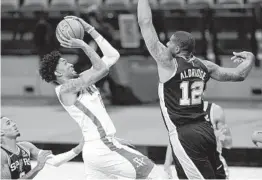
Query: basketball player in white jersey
252 130 262 146
39 16 166 179
164 102 232 179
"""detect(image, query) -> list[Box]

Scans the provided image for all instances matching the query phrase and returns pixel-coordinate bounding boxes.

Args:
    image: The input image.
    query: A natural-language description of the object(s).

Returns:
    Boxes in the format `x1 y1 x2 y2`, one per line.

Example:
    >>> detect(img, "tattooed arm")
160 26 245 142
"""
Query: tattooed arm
202 51 254 81
59 36 108 100
138 0 176 82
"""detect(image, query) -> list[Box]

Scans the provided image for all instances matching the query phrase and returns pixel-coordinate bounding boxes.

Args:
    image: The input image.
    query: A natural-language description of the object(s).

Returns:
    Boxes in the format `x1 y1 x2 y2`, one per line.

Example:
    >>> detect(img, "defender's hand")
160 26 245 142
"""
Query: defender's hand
36 150 52 170
64 16 94 32
73 137 85 154
59 31 85 49
231 51 255 63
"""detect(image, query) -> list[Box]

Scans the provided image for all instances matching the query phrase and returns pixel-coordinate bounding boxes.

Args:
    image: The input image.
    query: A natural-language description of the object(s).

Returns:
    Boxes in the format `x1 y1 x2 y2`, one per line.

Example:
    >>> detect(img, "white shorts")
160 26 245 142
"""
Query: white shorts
82 136 160 179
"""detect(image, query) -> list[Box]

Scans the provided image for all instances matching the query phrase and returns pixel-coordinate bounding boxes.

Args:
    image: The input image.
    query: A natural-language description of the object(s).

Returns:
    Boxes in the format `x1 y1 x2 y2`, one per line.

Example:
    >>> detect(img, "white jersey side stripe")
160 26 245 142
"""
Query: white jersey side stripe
158 83 204 180
74 100 117 151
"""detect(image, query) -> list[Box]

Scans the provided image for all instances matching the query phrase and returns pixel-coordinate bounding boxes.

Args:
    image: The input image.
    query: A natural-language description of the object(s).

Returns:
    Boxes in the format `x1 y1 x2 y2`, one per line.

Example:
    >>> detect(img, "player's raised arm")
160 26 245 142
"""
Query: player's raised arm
213 104 232 149
202 51 254 82
64 16 120 68
57 32 109 94
137 0 173 68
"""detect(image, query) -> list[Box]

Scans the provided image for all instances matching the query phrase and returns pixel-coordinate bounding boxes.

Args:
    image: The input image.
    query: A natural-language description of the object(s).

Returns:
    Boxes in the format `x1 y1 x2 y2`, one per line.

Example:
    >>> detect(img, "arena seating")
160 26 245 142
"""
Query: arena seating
1 0 261 66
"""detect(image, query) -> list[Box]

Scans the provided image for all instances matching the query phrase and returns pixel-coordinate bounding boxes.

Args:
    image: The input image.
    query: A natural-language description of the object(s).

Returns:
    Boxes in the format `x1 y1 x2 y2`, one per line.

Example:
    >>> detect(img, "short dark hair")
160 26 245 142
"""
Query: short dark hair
172 31 195 54
39 51 61 83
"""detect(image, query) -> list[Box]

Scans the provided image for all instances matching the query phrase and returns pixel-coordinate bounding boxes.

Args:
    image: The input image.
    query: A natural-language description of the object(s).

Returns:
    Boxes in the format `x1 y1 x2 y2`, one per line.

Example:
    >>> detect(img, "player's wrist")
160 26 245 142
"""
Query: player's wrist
86 26 95 34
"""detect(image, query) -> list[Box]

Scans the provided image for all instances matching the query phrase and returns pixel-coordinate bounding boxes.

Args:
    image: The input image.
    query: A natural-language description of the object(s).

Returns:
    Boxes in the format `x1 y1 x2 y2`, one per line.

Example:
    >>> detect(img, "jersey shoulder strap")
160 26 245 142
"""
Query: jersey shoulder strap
1 147 12 165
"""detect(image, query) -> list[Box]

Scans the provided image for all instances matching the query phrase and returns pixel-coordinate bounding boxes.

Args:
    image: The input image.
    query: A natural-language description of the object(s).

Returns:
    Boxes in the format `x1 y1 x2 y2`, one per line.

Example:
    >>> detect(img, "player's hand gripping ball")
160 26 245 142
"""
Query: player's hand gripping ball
56 18 85 44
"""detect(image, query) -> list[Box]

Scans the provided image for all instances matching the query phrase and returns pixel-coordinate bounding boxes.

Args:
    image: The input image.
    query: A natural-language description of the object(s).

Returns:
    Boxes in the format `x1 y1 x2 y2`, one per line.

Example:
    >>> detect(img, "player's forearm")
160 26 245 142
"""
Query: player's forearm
81 42 107 71
46 149 78 167
19 165 42 179
235 58 254 80
96 36 120 68
138 0 153 25
88 28 120 68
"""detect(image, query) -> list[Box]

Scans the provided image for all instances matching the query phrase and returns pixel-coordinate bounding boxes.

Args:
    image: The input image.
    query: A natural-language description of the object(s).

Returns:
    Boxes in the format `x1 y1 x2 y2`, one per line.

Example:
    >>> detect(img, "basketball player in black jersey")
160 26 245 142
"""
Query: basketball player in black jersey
138 0 254 179
164 101 232 179
1 116 84 179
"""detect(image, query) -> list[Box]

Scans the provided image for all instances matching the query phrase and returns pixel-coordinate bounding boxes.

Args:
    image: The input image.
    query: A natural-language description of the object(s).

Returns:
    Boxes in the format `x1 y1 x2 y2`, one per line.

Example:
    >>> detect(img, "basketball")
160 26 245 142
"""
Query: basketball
56 18 85 43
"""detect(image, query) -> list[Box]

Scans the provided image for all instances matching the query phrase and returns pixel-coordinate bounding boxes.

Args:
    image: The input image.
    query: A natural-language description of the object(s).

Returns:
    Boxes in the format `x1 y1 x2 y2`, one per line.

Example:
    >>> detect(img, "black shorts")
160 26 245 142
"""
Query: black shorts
170 120 220 179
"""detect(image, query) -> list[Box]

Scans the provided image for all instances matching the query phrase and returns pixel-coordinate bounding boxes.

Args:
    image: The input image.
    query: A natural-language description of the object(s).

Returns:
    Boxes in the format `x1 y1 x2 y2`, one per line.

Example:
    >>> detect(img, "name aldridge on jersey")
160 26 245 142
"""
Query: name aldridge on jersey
180 69 207 81
159 57 210 127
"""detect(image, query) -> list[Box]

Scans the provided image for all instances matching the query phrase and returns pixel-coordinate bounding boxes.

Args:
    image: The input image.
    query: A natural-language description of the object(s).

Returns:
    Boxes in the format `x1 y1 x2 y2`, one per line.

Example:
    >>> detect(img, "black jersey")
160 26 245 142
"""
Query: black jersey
159 56 210 127
1 144 31 179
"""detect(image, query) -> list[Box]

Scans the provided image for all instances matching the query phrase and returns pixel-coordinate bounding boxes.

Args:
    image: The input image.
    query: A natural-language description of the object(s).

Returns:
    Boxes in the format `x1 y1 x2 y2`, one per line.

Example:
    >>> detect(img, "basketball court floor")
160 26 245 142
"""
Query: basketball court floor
1 99 262 179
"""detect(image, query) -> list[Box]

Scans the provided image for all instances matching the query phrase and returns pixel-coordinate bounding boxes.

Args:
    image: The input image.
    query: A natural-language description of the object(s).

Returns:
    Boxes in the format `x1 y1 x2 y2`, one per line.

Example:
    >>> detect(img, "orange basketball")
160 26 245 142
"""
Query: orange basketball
56 18 85 43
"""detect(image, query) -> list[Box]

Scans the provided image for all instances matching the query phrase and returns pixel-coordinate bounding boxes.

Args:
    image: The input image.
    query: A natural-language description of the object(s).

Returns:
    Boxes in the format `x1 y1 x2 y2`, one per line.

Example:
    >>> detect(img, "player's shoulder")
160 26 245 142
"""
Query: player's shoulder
211 103 223 111
17 141 35 151
1 148 9 163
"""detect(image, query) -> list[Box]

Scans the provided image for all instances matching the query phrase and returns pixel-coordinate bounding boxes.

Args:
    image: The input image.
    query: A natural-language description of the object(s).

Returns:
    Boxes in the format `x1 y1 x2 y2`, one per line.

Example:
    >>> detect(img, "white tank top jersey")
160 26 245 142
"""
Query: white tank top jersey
55 84 116 142
203 101 223 154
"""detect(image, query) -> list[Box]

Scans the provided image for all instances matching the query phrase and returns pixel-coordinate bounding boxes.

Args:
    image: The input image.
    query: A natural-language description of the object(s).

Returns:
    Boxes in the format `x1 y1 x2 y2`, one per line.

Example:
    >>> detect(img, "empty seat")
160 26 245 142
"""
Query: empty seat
1 0 19 12
159 0 184 9
211 0 257 65
132 0 159 9
216 0 244 4
50 0 76 10
187 0 213 6
246 0 262 4
21 0 48 11
103 0 130 10
78 0 102 8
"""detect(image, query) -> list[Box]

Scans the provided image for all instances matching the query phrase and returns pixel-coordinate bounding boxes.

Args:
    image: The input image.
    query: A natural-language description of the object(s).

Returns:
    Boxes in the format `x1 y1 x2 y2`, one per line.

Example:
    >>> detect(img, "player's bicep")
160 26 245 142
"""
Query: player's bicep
202 60 243 82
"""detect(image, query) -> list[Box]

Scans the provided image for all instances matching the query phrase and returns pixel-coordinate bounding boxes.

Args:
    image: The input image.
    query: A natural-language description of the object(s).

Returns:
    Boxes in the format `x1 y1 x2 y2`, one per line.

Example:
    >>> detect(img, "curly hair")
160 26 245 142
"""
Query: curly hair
39 51 61 83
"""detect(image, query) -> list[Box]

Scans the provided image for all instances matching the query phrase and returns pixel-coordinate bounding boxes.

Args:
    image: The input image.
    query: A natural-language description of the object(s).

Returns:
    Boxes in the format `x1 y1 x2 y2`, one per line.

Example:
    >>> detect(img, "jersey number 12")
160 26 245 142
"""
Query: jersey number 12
180 81 204 106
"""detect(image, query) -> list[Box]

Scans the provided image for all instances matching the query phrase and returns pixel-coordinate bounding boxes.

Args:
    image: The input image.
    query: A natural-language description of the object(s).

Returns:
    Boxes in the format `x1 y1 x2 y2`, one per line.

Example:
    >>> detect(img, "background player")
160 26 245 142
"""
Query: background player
138 0 254 179
252 130 262 146
1 116 84 179
164 101 232 179
39 16 167 179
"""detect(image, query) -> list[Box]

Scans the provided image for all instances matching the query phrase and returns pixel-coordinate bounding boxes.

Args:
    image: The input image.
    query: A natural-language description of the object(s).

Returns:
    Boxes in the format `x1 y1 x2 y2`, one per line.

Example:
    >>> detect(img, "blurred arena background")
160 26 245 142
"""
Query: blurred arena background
1 0 262 179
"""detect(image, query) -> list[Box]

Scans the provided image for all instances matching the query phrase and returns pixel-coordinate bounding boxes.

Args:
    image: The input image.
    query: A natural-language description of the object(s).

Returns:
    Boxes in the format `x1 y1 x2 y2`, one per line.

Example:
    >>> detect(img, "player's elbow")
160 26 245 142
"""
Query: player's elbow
237 73 246 81
101 66 110 76
112 51 120 62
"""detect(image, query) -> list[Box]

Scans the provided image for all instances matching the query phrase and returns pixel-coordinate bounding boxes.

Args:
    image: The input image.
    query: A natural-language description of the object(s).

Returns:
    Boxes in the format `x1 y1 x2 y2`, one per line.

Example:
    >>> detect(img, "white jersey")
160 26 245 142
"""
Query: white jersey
203 101 223 153
55 85 116 142
203 101 229 177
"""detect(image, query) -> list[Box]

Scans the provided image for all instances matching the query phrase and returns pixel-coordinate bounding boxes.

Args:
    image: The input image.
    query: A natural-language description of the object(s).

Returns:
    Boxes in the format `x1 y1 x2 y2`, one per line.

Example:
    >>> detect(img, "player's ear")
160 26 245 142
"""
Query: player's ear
1 130 5 137
174 45 180 54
